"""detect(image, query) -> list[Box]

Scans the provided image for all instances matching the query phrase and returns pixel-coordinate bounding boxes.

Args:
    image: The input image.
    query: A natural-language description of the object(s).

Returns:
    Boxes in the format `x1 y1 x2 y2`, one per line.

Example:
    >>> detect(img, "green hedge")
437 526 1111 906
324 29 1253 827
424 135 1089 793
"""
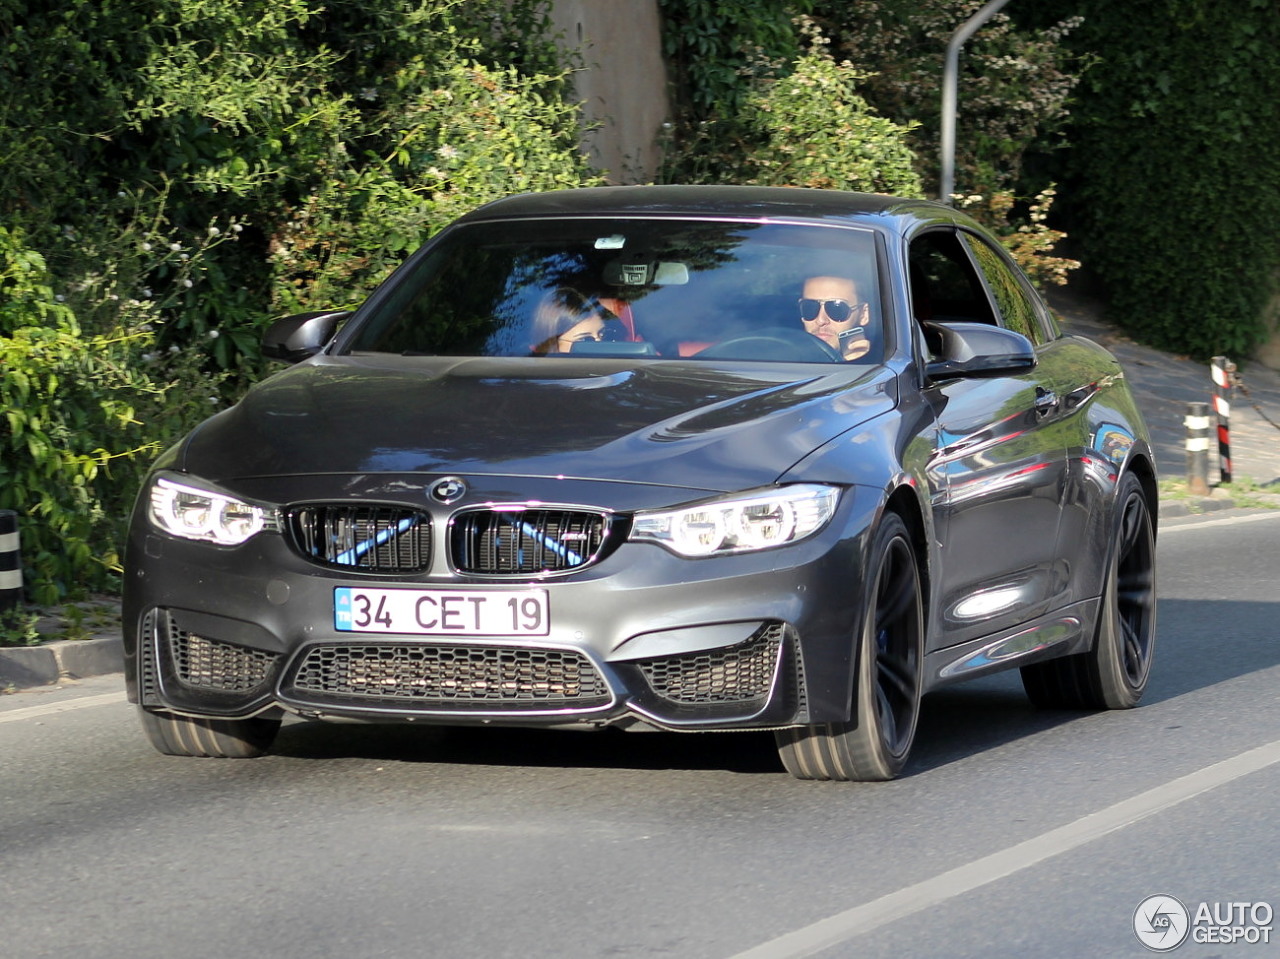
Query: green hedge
1052 0 1280 359
0 0 600 604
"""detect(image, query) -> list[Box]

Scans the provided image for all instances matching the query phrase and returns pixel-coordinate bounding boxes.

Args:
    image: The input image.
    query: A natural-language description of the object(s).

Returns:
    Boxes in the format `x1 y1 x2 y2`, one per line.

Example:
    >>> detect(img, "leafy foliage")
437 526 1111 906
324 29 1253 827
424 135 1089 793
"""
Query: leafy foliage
657 9 921 197
657 0 808 121
1 0 586 362
1040 0 1280 359
0 0 596 602
269 59 602 315
809 1 1083 197
656 2 1079 283
0 226 222 603
733 40 923 196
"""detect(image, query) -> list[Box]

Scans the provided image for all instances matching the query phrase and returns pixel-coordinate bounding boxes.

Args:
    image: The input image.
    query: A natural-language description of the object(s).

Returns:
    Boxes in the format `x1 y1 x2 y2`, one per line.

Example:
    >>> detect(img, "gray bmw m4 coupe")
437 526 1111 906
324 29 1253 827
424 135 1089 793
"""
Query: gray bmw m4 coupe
123 186 1157 780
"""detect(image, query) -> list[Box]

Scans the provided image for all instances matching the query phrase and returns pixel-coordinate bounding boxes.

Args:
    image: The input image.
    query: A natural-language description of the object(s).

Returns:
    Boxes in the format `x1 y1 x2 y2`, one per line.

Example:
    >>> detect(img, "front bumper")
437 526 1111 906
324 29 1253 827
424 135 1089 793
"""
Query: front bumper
123 478 877 731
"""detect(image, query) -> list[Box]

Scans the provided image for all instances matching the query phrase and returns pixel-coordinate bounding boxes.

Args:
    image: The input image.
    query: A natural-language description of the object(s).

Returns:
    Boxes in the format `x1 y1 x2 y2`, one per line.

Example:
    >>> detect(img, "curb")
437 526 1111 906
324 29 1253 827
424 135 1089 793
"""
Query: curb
0 635 123 691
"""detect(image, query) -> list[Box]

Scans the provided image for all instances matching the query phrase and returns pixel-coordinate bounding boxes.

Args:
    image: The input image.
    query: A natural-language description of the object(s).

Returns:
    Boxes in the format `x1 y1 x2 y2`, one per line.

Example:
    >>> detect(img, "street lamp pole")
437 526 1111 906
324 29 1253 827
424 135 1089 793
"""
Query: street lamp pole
940 0 1012 204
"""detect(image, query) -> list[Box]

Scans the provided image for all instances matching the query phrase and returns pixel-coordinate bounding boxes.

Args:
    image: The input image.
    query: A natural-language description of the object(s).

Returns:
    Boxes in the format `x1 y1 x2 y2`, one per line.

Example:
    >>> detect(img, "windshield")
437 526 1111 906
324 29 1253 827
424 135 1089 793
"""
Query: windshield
345 218 883 364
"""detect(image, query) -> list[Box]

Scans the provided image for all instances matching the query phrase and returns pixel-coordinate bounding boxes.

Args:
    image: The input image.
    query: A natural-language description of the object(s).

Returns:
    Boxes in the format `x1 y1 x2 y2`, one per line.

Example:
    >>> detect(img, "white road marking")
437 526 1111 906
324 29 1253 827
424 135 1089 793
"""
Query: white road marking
1160 510 1280 532
727 737 1280 959
0 690 127 723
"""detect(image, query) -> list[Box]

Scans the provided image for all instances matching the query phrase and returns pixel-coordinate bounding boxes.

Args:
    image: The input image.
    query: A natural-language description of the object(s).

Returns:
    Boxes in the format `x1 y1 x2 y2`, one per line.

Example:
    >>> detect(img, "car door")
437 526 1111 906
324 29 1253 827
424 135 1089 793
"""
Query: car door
910 227 1072 649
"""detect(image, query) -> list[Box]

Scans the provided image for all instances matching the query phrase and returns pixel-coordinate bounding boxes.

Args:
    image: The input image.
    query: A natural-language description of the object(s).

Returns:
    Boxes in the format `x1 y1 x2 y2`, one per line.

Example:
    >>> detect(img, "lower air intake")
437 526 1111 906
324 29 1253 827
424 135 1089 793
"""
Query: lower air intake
635 625 784 705
286 642 612 711
167 616 278 692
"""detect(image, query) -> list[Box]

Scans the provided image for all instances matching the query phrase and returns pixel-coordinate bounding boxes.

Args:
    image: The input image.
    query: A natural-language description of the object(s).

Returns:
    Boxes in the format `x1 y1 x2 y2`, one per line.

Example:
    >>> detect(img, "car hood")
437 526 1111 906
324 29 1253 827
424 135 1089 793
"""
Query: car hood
177 355 895 492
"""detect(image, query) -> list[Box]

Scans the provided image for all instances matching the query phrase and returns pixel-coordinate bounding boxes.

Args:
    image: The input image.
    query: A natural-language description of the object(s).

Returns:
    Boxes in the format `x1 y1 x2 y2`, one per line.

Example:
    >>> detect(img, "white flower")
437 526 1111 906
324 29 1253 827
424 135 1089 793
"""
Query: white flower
208 330 220 339
182 279 193 288
231 224 243 234
141 242 152 252
169 243 181 252
207 226 220 237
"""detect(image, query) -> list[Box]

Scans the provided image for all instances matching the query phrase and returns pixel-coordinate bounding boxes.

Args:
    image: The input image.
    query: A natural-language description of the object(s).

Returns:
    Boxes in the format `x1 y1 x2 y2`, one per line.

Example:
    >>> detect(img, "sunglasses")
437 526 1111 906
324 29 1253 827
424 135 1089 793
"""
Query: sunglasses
799 298 863 323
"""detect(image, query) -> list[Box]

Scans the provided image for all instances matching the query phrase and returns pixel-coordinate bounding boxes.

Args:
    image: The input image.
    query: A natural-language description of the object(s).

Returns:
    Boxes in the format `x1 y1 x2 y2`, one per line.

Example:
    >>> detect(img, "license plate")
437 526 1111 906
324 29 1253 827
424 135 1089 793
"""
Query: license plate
334 587 549 636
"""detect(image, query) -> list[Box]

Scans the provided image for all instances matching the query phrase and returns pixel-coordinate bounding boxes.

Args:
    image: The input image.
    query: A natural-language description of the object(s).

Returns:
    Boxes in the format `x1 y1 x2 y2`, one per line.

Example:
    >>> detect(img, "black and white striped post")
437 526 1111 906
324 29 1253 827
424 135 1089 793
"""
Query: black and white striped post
1184 401 1212 497
1211 355 1234 484
0 510 22 616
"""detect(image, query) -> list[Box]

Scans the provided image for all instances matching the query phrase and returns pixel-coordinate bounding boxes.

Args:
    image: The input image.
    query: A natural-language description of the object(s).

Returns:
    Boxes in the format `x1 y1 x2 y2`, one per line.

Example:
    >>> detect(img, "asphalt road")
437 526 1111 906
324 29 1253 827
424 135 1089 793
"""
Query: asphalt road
3 509 1280 959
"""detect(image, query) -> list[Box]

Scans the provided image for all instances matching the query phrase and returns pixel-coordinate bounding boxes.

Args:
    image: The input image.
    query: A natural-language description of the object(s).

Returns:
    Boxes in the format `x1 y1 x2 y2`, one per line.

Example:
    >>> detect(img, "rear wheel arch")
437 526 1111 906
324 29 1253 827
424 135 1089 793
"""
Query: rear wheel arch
1123 455 1159 536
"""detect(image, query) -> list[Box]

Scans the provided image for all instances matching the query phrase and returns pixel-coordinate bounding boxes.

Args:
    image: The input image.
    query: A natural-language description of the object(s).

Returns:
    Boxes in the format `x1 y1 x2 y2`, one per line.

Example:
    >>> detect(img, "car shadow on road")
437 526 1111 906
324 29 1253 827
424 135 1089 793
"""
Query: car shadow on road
271 719 785 774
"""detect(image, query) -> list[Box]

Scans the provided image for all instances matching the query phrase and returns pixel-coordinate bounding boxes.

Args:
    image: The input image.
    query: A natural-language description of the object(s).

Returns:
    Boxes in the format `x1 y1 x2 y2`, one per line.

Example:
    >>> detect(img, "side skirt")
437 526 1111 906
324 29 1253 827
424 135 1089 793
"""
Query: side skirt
924 598 1101 691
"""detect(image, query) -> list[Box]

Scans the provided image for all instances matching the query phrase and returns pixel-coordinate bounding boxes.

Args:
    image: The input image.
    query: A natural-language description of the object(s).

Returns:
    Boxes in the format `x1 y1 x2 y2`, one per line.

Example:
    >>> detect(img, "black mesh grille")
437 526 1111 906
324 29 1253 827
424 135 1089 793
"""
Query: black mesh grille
450 508 610 574
635 625 784 705
287 504 432 572
287 642 612 710
166 616 277 692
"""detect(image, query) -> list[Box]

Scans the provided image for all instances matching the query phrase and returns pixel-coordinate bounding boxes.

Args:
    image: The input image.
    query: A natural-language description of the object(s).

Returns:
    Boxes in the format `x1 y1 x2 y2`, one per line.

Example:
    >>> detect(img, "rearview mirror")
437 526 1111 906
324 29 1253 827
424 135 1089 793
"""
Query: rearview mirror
924 321 1036 381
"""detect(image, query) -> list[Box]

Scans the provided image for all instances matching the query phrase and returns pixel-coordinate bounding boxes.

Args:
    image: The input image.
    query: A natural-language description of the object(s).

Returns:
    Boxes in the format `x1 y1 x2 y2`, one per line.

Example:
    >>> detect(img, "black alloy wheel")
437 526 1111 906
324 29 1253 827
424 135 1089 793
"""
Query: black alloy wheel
775 512 924 781
1021 471 1157 709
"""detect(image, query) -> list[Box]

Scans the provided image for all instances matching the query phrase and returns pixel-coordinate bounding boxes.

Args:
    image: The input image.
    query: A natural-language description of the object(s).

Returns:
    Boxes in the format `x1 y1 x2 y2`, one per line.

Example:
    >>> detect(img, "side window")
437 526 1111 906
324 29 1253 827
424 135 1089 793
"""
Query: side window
961 232 1045 345
907 231 996 326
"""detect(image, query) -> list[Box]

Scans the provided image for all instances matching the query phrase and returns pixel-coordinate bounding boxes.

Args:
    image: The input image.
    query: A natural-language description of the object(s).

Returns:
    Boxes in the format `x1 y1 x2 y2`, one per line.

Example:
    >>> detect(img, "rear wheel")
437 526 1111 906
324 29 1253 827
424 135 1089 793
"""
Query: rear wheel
1021 471 1156 709
138 707 281 758
775 513 924 781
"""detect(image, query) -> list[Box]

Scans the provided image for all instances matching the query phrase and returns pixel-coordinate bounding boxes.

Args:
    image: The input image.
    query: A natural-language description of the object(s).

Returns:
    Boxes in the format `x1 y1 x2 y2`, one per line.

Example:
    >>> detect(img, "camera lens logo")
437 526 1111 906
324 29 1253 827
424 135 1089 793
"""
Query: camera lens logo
1134 895 1190 951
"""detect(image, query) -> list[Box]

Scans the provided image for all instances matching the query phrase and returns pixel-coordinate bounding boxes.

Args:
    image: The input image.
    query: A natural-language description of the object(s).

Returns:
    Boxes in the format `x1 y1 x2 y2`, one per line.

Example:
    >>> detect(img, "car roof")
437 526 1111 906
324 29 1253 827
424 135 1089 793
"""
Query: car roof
454 185 959 233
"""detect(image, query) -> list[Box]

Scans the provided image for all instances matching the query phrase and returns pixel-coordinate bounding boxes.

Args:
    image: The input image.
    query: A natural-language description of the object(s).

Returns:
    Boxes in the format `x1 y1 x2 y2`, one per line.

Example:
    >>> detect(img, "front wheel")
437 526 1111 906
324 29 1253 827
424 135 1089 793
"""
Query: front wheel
138 707 281 758
1021 471 1157 709
775 513 924 781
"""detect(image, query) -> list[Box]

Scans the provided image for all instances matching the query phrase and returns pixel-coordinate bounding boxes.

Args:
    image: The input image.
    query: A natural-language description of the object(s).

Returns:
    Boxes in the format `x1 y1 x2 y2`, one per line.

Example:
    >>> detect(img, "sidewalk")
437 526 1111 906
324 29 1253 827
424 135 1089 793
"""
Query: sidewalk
1047 283 1280 494
5 286 1280 692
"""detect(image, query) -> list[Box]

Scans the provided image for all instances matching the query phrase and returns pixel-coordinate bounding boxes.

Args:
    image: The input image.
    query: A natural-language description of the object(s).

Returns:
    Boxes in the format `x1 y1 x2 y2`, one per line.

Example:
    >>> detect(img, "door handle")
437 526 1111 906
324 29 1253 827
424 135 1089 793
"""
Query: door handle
1033 388 1058 416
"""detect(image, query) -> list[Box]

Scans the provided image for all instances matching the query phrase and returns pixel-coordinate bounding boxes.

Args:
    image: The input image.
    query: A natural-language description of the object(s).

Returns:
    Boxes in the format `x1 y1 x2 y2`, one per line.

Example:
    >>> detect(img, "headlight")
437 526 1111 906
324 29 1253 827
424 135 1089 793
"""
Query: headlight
630 484 840 557
147 474 274 545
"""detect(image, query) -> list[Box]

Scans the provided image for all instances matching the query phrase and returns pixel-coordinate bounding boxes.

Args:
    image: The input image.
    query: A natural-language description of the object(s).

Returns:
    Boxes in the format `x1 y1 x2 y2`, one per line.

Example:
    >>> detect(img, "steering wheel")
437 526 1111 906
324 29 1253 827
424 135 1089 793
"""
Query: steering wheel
696 326 844 363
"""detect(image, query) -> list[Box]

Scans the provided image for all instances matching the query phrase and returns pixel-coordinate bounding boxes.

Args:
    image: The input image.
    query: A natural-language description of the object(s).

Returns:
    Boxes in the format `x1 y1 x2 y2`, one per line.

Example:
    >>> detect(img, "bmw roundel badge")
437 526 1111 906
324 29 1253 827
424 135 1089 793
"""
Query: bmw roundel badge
429 477 467 504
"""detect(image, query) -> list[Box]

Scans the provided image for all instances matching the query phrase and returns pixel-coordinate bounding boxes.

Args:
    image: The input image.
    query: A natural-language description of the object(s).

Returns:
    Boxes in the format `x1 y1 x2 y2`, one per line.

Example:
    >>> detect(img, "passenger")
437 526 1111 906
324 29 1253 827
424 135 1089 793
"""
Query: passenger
530 287 615 354
799 275 874 361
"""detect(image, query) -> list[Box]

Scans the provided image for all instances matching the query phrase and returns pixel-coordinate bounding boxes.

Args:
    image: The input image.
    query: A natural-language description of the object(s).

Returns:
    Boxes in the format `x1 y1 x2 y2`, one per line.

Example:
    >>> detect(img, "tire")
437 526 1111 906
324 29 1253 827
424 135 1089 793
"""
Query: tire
1021 471 1157 709
138 707 281 758
775 513 924 781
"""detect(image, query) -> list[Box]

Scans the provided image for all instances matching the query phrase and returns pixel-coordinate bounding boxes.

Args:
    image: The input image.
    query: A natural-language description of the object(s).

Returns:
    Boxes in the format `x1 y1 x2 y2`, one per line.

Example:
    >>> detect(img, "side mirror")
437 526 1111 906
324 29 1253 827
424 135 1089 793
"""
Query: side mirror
261 310 351 363
924 321 1037 381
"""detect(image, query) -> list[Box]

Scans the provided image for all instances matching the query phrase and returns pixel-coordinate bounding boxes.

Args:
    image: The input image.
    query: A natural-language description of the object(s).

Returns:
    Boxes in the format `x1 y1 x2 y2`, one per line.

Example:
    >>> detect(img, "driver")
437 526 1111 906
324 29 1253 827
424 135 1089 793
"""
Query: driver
799 275 874 361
